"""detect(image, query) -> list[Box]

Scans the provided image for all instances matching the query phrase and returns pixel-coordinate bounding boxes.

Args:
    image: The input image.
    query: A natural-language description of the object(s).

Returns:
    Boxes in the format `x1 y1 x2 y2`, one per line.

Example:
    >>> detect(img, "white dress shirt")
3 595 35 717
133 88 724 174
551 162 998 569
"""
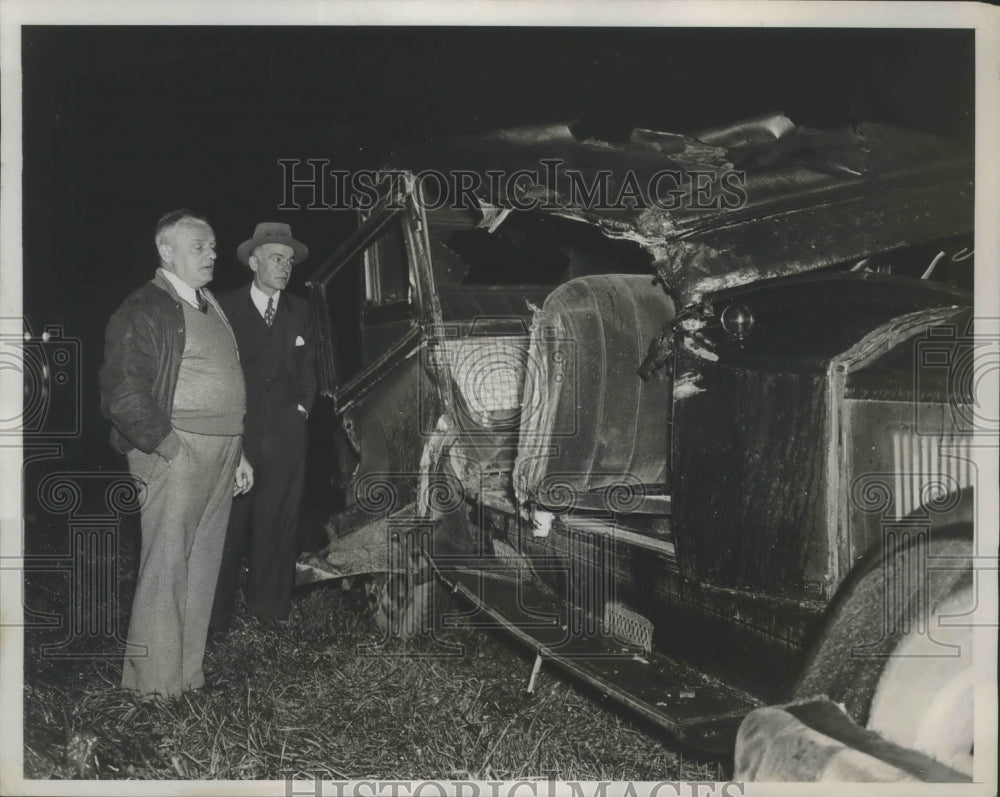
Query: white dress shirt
250 282 280 319
158 267 203 310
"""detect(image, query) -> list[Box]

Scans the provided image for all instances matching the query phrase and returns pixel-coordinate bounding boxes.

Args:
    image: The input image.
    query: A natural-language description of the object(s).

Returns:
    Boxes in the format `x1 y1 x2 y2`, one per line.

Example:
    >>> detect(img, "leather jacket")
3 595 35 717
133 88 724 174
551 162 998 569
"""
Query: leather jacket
99 271 236 454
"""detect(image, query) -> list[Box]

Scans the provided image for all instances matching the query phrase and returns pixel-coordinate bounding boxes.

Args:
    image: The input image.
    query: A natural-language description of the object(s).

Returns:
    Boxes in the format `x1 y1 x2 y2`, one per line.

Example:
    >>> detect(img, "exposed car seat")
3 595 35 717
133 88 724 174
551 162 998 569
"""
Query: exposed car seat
515 274 675 511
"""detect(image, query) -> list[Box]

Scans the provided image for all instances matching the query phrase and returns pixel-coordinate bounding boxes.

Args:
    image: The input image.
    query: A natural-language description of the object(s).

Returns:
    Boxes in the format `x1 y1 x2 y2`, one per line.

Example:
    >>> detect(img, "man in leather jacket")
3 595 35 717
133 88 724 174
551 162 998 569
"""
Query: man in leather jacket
99 209 254 696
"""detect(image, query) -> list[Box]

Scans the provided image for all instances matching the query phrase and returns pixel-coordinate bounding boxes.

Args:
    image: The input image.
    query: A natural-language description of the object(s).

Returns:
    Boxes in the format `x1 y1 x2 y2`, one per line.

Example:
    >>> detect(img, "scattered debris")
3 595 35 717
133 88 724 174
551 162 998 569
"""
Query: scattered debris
531 510 553 538
673 371 706 399
527 651 544 694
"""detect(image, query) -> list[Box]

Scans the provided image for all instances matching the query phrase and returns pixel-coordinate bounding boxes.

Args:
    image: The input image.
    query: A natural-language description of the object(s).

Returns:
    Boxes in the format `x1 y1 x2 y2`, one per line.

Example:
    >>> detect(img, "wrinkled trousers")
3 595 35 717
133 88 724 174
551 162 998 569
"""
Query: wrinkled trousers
121 429 241 696
211 406 306 627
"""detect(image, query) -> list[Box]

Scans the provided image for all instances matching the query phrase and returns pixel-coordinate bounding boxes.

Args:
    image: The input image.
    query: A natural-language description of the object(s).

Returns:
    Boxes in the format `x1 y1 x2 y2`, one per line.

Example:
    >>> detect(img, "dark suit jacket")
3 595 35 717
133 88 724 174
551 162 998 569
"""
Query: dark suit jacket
218 286 317 463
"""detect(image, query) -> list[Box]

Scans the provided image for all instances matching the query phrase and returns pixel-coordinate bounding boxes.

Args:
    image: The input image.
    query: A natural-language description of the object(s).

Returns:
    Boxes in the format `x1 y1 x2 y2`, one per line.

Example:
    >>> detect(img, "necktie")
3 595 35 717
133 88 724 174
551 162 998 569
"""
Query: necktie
196 289 208 313
265 296 275 328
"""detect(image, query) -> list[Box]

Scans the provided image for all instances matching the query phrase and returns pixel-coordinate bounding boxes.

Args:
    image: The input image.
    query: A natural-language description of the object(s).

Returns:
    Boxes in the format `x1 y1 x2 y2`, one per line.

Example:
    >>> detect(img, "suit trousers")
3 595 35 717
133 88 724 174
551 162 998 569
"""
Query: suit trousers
211 409 306 627
122 429 241 696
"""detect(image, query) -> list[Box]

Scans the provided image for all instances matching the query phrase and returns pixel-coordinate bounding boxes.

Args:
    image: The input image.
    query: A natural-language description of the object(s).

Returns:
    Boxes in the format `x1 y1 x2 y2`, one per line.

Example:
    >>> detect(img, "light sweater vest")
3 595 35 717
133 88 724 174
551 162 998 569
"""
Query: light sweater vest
171 301 246 435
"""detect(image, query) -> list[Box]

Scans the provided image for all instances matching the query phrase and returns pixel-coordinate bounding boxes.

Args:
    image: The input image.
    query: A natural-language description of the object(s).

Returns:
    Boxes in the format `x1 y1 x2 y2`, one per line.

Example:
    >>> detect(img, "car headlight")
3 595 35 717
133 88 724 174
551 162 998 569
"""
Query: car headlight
720 303 755 340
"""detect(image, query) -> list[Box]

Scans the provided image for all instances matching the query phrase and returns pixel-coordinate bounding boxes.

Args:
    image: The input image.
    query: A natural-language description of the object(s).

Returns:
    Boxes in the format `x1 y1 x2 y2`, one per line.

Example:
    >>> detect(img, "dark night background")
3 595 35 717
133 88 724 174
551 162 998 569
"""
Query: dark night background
21 26 974 518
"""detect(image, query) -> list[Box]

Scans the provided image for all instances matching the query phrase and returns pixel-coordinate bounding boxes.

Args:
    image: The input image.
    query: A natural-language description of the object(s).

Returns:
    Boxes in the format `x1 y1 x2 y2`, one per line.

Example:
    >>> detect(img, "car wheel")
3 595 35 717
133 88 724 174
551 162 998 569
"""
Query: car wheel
866 582 975 776
793 533 973 741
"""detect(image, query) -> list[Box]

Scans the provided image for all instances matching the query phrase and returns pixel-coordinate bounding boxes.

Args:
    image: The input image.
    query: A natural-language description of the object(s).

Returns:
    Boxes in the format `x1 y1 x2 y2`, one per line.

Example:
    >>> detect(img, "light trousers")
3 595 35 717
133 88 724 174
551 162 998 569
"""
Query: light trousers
122 429 241 696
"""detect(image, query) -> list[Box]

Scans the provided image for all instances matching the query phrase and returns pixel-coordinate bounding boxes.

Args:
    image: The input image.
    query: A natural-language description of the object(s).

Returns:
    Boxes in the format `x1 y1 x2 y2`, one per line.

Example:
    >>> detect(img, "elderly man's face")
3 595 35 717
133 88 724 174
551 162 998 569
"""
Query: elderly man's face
250 243 295 296
158 219 217 289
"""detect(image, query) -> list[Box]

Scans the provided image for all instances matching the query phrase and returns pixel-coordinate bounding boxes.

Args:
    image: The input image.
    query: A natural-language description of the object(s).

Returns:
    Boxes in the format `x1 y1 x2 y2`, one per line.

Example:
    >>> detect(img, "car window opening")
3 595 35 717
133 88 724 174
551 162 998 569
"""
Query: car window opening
427 209 653 289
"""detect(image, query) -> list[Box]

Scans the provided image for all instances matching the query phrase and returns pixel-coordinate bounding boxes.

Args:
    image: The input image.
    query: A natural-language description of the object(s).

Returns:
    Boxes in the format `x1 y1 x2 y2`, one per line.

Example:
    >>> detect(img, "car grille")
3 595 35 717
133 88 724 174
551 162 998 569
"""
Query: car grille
891 429 974 519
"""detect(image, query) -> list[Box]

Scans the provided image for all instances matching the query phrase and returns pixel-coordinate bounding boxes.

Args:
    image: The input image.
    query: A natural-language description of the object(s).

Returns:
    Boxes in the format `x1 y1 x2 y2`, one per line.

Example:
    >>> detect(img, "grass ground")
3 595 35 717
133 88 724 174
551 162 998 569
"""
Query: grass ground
23 576 725 782
20 469 724 784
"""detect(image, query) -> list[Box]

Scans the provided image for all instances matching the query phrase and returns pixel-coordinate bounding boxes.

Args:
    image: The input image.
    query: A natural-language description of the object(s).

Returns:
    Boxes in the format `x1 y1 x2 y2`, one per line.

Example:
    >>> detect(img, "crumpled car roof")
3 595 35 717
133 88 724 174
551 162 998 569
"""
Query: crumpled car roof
390 114 973 305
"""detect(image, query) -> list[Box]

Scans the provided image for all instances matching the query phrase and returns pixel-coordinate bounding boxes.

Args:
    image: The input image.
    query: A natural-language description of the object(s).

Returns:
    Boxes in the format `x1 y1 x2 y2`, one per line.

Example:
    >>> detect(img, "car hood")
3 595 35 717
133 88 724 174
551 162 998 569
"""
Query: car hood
389 114 973 306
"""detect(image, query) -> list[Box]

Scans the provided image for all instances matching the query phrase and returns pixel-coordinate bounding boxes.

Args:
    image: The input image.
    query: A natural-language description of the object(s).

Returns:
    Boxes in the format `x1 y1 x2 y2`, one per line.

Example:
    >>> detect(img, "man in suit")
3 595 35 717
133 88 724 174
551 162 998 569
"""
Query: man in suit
210 222 318 630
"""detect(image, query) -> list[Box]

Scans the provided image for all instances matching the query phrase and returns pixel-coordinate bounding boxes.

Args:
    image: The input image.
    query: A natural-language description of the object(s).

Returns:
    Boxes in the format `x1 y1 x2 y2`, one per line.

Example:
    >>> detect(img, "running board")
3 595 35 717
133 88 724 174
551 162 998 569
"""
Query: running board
434 562 760 753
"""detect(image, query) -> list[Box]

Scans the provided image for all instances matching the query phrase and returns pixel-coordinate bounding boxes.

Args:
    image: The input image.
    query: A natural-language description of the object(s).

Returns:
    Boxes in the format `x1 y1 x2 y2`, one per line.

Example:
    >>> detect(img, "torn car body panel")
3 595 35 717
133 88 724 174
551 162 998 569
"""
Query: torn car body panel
389 116 973 306
735 698 971 782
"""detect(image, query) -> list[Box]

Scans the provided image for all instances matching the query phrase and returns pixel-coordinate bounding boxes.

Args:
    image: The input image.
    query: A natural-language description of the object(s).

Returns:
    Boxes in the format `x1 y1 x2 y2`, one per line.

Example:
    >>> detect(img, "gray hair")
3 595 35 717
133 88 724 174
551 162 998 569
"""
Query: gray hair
154 208 210 250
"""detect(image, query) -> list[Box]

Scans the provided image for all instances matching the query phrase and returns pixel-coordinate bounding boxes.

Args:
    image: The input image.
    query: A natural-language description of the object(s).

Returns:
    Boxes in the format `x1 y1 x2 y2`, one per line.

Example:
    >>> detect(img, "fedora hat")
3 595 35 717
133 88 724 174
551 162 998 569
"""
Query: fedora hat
237 222 309 266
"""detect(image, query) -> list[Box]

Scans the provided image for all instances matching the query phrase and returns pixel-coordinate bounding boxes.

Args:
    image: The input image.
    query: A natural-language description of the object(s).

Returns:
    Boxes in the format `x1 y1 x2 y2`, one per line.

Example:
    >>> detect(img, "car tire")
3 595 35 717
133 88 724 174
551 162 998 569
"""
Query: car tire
793 531 973 751
865 581 975 776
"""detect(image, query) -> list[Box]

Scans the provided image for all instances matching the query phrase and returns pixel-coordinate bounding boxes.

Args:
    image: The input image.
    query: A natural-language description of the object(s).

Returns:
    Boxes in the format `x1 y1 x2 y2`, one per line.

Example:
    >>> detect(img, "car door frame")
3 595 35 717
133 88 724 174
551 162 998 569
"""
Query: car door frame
306 172 445 414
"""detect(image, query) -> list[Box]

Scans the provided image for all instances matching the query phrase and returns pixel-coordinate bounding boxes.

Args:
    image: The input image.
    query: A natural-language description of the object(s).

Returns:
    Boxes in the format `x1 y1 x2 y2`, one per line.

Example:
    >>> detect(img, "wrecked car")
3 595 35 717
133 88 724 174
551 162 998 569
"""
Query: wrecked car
298 115 978 781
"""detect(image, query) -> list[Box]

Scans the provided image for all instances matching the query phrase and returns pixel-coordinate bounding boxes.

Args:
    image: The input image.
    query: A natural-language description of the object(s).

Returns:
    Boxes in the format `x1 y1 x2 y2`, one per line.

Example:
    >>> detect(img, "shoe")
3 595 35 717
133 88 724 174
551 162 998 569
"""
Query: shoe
206 627 229 645
256 616 290 631
201 673 236 694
